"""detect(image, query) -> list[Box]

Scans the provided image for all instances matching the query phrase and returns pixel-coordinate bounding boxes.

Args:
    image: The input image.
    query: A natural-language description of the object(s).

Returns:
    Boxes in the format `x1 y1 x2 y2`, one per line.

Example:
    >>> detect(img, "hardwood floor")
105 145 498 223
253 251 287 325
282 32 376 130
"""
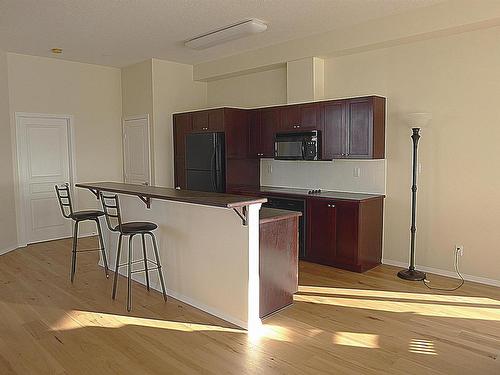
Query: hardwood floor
0 237 499 374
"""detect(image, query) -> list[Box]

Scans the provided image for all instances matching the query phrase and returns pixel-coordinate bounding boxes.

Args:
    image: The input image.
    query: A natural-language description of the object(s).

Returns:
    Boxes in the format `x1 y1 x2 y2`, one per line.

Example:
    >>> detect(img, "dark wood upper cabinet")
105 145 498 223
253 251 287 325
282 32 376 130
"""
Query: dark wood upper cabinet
248 110 261 158
192 109 225 132
191 111 208 131
323 96 385 159
260 108 279 157
280 103 322 132
173 112 192 189
279 105 300 130
249 107 279 158
323 101 345 159
173 112 192 155
224 109 248 159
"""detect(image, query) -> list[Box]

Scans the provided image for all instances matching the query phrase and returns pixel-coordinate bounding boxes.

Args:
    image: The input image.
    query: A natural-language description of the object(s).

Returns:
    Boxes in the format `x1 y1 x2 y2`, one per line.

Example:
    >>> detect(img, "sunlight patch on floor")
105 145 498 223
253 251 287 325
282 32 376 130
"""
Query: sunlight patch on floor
248 324 292 343
298 285 500 306
333 332 379 349
409 338 437 355
50 310 246 333
295 290 500 321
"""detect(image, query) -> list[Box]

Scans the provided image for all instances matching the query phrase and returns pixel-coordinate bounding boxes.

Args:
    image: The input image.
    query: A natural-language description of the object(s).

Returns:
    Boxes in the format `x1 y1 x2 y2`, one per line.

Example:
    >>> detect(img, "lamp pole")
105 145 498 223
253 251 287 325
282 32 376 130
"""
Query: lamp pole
398 127 427 281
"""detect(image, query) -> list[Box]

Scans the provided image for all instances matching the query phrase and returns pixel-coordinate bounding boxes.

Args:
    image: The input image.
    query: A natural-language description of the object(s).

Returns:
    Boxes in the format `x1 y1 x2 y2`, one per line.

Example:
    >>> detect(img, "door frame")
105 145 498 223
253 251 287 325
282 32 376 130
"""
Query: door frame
122 114 153 185
15 112 77 247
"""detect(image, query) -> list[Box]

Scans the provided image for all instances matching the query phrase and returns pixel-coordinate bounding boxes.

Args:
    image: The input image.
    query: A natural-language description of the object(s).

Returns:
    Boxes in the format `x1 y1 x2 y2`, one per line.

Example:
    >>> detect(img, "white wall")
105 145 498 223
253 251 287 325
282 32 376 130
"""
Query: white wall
0 49 18 253
7 53 123 235
324 25 500 282
207 67 286 108
151 59 207 187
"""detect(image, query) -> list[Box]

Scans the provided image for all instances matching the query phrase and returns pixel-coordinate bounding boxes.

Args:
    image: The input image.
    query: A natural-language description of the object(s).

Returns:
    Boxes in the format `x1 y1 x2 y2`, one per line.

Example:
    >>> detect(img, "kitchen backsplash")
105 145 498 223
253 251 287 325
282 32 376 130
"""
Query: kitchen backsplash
260 159 386 194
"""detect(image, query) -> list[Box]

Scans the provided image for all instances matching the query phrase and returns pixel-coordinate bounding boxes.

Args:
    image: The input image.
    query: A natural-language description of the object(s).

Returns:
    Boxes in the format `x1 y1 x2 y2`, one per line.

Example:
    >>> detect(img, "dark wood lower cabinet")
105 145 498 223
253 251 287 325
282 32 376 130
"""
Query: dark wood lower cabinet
259 210 299 318
305 197 383 272
306 199 337 263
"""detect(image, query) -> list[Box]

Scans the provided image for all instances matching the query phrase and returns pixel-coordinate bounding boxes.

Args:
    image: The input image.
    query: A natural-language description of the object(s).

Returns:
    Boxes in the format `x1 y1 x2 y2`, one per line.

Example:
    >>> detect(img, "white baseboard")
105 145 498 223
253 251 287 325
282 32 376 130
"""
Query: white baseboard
0 244 19 256
98 260 249 329
383 259 500 288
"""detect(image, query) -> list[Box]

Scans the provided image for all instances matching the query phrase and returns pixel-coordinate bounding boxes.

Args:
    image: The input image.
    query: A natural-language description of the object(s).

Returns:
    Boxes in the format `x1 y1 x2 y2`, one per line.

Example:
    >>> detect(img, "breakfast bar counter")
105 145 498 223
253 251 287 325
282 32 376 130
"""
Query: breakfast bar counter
77 182 299 330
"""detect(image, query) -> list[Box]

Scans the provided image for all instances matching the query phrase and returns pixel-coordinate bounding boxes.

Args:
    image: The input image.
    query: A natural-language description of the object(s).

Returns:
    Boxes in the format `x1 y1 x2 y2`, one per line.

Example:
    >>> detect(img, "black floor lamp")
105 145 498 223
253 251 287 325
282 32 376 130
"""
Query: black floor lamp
398 113 432 281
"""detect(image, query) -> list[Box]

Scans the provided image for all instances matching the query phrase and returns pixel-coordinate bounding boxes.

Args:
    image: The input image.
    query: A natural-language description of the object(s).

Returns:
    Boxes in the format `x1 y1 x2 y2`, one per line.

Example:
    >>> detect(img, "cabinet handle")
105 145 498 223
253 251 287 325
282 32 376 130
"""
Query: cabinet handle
327 204 335 208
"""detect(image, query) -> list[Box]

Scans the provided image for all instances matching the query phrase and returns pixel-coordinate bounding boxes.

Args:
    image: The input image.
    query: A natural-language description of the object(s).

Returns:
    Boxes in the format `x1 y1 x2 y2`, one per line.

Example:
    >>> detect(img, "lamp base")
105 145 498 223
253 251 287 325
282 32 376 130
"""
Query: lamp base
397 269 426 281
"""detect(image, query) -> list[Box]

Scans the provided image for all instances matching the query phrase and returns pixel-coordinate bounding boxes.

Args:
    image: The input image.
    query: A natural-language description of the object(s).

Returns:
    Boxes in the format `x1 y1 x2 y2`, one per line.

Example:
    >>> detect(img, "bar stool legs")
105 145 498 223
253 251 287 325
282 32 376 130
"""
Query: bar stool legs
141 234 150 291
95 218 110 278
127 235 133 312
112 234 123 300
71 221 79 283
149 233 168 302
112 231 167 311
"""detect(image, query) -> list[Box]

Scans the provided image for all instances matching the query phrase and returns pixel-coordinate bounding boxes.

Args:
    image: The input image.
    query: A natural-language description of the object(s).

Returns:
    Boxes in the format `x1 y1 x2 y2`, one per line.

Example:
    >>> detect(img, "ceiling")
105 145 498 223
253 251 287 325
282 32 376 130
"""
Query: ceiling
0 0 444 68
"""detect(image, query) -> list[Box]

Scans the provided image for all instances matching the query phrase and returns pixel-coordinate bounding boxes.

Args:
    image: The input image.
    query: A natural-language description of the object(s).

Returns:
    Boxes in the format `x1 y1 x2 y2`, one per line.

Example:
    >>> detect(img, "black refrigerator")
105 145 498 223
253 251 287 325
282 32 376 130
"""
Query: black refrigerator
185 132 226 193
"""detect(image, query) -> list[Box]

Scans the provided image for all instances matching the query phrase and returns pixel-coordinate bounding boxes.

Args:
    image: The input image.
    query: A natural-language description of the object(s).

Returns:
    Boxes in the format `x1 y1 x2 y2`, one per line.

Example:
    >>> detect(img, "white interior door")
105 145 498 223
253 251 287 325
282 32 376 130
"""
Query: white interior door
123 115 151 186
17 114 73 244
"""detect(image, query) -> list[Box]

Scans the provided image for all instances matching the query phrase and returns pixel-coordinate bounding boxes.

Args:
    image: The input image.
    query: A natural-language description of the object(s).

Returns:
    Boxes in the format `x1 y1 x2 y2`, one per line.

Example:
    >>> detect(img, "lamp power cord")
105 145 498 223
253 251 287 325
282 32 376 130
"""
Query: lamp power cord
422 248 465 291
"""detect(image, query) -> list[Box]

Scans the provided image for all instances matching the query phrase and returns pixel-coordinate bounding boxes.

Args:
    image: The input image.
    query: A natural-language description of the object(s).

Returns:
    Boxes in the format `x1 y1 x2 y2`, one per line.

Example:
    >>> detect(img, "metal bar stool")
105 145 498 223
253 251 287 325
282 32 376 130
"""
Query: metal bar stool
100 193 167 311
55 183 109 282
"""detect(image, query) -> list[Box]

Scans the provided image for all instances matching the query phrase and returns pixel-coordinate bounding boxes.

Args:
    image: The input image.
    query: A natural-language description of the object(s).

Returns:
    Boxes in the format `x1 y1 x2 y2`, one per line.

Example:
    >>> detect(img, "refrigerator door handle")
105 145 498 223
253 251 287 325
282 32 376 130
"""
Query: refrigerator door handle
210 150 217 191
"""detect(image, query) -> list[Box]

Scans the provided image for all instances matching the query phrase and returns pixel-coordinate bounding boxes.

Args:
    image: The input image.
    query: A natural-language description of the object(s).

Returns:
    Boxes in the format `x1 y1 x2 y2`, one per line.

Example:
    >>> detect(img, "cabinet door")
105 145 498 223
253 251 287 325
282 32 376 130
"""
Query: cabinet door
173 113 191 157
174 157 186 189
334 202 358 265
299 103 322 131
306 199 337 262
280 106 300 131
225 109 248 159
323 101 345 160
260 108 279 157
208 109 225 131
347 98 372 158
192 111 209 131
248 110 261 158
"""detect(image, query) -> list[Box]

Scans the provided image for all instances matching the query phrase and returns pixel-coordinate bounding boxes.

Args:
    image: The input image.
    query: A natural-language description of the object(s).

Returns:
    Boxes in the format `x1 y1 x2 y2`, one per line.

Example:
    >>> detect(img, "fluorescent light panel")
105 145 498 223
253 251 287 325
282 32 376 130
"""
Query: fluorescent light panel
185 19 267 50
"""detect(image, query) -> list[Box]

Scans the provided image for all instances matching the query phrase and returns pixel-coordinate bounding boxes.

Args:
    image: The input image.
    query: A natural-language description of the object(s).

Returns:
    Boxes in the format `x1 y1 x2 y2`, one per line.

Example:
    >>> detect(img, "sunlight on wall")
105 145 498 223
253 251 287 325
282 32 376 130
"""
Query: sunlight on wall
409 338 437 355
295 286 500 321
333 332 380 349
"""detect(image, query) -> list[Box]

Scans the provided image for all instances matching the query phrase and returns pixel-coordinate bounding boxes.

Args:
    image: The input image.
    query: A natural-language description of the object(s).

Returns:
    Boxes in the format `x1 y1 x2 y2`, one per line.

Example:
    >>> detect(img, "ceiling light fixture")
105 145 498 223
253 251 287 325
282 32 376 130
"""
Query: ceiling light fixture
51 48 63 54
185 19 267 50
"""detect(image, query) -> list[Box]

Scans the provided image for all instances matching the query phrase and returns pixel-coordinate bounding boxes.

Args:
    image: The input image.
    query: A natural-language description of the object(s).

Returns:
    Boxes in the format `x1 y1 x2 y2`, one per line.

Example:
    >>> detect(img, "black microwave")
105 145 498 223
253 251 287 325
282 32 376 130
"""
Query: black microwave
274 131 320 160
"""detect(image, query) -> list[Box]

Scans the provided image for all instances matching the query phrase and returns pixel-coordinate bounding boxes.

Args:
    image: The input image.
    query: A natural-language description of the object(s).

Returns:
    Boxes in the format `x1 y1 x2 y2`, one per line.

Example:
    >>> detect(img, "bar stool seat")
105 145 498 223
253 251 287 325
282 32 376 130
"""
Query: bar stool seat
116 222 157 234
72 210 105 221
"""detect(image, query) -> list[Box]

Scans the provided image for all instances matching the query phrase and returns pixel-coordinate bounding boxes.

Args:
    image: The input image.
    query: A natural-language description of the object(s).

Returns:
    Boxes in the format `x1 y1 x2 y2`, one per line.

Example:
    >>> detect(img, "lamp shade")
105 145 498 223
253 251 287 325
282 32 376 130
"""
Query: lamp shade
407 112 432 129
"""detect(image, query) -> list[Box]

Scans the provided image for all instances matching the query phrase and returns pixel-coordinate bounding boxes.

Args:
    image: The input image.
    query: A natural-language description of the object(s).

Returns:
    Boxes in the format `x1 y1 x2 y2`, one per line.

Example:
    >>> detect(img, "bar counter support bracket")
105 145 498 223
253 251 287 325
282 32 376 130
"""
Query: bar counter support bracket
88 188 100 199
233 206 248 226
83 187 151 209
138 195 151 209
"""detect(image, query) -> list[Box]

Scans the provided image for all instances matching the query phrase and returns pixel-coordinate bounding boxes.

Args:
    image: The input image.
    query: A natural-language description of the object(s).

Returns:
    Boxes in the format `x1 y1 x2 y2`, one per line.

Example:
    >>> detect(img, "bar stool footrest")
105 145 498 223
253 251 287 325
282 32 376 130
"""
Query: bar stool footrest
116 258 159 268
131 266 161 274
75 247 102 253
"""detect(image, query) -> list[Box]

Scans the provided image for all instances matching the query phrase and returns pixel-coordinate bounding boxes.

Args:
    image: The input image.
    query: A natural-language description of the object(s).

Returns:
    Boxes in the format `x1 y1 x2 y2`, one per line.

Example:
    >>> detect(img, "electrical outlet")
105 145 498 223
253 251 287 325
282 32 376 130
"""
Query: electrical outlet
267 164 272 174
455 245 464 256
353 167 361 178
